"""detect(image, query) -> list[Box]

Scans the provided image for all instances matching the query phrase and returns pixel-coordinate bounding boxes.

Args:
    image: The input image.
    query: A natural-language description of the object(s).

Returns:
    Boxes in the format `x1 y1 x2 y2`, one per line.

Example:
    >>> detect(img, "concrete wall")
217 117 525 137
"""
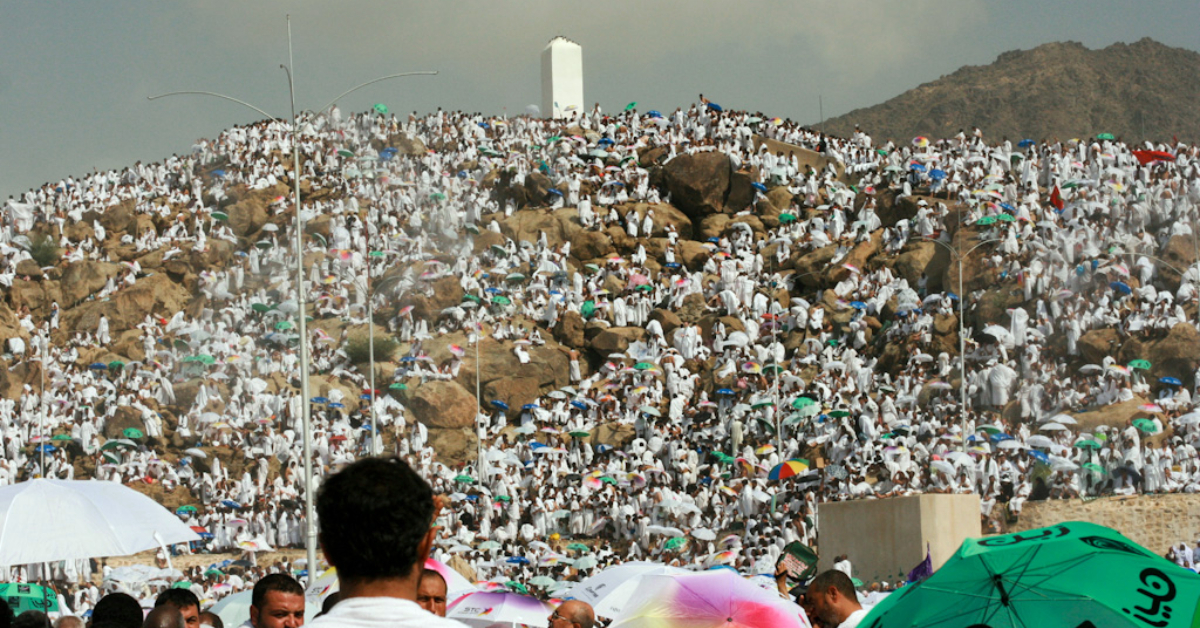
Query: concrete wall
1012 494 1200 554
541 37 583 119
818 494 980 584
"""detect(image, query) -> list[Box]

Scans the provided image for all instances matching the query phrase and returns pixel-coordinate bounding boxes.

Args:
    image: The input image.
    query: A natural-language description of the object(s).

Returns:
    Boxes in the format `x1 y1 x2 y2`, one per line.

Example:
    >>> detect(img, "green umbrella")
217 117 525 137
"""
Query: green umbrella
530 575 557 587
491 295 511 305
102 451 121 464
976 216 998 226
1096 132 1115 140
581 300 596 319
1074 439 1102 450
211 211 229 221
368 250 385 258
204 568 224 577
751 401 775 410
600 476 618 485
634 362 655 370
1128 359 1152 370
494 495 511 502
860 521 1200 628
51 434 73 441
504 581 528 594
108 360 125 370
585 263 600 273
122 428 144 439
1082 462 1106 475
337 149 354 158
792 397 815 409
454 474 475 484
177 505 198 513
569 431 590 438
464 223 481 235
251 303 272 313
100 439 136 451
388 382 407 390
828 409 849 418
172 581 193 589
275 321 294 331
1132 418 1159 434
567 542 590 552
256 240 273 250
506 273 526 282
624 102 637 111
663 537 687 551
373 103 388 115
463 294 482 304
997 213 1016 222
712 452 734 464
779 213 797 224
0 583 59 613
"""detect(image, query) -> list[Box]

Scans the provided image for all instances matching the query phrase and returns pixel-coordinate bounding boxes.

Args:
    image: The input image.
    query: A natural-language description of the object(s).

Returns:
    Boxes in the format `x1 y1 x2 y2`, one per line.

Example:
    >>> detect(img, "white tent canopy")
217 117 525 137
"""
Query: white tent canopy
0 479 200 565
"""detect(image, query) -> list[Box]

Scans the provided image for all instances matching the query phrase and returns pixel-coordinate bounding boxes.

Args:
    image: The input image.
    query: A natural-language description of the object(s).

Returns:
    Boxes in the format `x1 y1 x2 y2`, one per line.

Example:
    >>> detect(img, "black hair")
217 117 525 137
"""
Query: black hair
251 574 304 609
12 612 50 628
317 456 434 581
808 570 857 600
91 593 143 628
154 589 200 611
0 599 11 628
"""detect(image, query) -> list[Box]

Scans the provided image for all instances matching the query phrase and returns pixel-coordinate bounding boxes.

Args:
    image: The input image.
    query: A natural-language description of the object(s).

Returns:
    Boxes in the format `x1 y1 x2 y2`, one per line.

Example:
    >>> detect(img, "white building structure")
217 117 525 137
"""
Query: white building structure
541 36 583 119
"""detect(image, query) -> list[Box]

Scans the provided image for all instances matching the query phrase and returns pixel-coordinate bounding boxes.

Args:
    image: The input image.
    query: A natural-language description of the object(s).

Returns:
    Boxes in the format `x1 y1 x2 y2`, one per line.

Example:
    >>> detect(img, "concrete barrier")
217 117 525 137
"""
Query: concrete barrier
817 494 980 584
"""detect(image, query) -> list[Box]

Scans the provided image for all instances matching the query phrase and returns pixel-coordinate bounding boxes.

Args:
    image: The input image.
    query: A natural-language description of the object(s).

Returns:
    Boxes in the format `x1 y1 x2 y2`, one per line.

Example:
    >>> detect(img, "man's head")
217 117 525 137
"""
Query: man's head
547 600 594 628
0 600 12 628
54 617 83 628
316 457 435 584
249 574 305 628
141 607 184 628
153 589 200 628
197 613 223 628
416 569 447 617
12 612 50 628
805 570 861 627
91 593 143 628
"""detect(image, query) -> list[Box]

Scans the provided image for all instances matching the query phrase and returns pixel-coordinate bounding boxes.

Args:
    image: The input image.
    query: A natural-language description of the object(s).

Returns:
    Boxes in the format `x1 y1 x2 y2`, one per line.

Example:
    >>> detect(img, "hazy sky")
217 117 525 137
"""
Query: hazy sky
2 1 1197 198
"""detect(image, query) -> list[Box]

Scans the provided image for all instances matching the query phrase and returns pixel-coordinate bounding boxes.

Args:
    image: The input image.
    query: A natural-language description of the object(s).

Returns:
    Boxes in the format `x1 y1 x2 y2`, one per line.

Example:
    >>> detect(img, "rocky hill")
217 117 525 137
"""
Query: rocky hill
821 38 1200 144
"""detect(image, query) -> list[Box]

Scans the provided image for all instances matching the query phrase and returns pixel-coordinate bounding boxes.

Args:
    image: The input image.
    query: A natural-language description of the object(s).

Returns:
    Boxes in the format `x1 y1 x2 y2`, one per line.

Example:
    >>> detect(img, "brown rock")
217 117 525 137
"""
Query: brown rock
649 309 683 336
1118 323 1200 387
64 221 95 244
15 259 42 277
554 311 586 349
662 152 733 221
678 240 710 271
408 381 478 429
589 327 647 356
104 405 145 440
1078 328 1120 364
697 214 731 241
60 261 121 306
894 241 951 290
726 167 759 214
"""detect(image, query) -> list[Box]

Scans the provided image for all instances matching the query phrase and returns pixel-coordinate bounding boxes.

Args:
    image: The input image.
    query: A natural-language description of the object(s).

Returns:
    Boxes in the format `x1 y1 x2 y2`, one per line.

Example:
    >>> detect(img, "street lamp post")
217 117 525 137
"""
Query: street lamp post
149 15 435 583
921 234 1000 452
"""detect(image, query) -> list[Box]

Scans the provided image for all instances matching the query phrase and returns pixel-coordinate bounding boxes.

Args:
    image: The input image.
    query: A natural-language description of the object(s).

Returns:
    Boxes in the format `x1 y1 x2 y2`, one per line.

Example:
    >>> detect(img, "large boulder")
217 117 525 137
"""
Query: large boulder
893 241 950 290
60 261 121 306
61 272 190 337
662 152 733 221
1078 328 1120 364
589 327 647 356
1118 323 1200 387
407 381 478 429
426 428 477 465
554 311 586 349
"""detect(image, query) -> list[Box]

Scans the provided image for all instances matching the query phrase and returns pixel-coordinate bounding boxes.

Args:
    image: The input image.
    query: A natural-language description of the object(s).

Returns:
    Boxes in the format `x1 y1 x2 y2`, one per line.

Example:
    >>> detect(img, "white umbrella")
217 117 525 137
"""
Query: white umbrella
448 591 554 627
1039 422 1069 432
610 569 807 628
562 562 689 619
0 479 200 565
1025 435 1056 449
691 528 717 541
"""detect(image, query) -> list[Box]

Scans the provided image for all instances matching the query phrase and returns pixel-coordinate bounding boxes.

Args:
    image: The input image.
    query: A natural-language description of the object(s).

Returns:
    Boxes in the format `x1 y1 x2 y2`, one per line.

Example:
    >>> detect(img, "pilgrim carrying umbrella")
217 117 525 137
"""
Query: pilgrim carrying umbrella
858 520 1200 628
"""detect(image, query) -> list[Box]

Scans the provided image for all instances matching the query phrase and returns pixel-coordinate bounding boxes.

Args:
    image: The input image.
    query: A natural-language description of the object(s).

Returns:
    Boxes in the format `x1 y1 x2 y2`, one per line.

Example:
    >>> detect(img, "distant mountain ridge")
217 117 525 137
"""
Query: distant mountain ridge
820 38 1200 144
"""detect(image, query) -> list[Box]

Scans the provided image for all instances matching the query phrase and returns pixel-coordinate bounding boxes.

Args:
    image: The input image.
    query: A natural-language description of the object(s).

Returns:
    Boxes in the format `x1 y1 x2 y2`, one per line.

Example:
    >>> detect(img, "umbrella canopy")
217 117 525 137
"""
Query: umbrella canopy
610 568 808 628
0 583 58 613
447 591 553 627
562 561 691 619
858 520 1200 628
0 479 200 564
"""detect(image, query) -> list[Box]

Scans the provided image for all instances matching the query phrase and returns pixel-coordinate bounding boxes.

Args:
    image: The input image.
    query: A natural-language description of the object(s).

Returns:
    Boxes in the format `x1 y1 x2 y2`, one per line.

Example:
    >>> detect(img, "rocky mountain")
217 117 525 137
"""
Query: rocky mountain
820 38 1200 144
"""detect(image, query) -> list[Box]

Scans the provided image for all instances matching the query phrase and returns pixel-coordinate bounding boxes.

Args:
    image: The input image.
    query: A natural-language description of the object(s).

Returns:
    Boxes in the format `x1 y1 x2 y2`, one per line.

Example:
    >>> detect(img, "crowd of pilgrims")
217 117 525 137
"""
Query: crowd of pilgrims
3 96 1200 607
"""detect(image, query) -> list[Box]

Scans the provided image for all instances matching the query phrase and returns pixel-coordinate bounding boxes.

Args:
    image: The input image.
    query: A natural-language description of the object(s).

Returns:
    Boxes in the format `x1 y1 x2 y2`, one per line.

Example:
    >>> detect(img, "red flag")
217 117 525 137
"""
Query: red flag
1050 185 1064 211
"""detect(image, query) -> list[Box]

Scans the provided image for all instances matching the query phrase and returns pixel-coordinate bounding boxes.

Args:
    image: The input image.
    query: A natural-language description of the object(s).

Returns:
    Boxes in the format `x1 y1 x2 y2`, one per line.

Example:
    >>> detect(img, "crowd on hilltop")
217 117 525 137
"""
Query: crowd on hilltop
3 95 1200 607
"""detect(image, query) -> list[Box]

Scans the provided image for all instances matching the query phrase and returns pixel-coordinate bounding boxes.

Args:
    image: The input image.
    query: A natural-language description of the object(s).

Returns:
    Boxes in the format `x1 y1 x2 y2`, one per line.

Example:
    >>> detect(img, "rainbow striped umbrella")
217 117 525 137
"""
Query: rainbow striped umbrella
767 459 810 480
610 569 808 628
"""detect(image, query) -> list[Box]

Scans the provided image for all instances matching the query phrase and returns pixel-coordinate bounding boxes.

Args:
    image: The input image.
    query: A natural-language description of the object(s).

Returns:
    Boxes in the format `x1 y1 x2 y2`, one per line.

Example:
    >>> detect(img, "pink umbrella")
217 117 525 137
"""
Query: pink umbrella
611 569 809 628
447 591 553 627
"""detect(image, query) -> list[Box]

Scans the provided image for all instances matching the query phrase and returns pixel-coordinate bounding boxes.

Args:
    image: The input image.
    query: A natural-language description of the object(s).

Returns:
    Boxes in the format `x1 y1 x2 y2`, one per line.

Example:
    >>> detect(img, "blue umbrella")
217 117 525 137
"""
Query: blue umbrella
570 400 587 410
909 163 927 172
361 424 376 431
484 287 505 294
706 102 723 112
522 404 538 411
707 237 720 243
929 169 947 181
989 433 1014 444
1000 202 1015 212
399 356 417 363
310 396 329 404
1028 450 1050 464
750 182 767 193
597 138 615 146
547 188 563 196
197 532 214 540
664 262 681 269
529 441 546 449
1109 281 1132 295
212 169 226 177
491 400 509 411
716 388 736 396
89 363 107 370
1018 139 1035 148
596 444 613 454
647 110 663 118
850 301 867 310
221 500 241 509
506 556 531 565
360 394 373 400
35 444 57 453
1161 377 1183 386
328 402 345 409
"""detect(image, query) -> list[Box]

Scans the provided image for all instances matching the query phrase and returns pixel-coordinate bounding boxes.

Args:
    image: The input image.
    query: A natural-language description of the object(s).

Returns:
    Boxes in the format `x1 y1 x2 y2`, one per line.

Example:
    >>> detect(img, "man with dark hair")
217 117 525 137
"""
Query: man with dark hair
53 617 83 628
142 607 185 628
806 570 865 628
415 569 447 617
12 611 50 628
306 457 465 628
91 593 144 628
0 600 12 628
197 613 223 628
249 574 305 628
547 600 594 628
153 589 200 628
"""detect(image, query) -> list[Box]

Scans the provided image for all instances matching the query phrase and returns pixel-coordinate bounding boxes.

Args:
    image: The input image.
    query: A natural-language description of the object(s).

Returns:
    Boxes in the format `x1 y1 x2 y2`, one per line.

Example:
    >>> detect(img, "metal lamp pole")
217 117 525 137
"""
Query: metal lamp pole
921 235 1000 452
149 15 435 583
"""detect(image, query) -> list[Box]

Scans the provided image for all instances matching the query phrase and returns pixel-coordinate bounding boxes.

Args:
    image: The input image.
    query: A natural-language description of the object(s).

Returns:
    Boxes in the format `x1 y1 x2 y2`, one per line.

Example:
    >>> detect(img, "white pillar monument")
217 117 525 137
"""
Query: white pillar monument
541 36 583 119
